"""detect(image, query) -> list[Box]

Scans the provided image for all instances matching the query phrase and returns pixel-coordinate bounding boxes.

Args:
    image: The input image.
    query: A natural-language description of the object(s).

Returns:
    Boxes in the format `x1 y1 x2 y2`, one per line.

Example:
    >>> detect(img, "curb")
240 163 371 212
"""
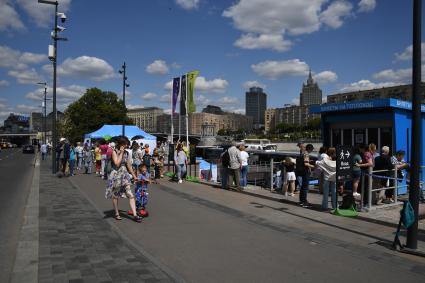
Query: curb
68 177 187 283
185 179 425 229
11 155 40 283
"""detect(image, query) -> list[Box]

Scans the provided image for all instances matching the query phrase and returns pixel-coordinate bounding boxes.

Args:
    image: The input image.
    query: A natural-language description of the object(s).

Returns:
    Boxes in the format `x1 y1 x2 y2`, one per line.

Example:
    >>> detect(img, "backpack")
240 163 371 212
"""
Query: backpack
339 194 356 210
132 150 141 166
222 150 230 168
401 201 415 228
295 154 306 176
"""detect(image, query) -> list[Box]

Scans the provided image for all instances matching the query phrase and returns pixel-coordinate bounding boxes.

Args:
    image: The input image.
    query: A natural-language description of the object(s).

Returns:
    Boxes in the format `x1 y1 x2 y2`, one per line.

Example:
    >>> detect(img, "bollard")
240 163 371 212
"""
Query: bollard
270 158 274 191
394 166 398 204
368 167 373 209
360 172 365 210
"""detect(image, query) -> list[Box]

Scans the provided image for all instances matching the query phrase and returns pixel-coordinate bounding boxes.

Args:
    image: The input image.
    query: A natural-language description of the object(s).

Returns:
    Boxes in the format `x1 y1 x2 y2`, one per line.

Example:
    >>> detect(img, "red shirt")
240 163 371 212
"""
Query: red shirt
100 144 109 155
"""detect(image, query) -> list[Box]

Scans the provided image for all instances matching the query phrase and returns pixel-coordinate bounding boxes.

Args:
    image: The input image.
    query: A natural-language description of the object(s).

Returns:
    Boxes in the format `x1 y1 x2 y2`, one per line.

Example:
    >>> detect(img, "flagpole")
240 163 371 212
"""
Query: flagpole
185 74 189 148
170 83 174 144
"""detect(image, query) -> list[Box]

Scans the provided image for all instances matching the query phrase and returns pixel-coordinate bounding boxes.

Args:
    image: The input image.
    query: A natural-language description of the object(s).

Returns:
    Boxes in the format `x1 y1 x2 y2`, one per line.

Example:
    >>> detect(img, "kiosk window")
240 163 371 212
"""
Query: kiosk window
343 129 352 146
332 129 341 146
381 127 393 153
368 128 378 146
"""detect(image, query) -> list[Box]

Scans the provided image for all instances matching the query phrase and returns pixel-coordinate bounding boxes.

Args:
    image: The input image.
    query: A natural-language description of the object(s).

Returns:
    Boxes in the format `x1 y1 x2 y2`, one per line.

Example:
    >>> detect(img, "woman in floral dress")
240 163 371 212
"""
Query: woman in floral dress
105 137 142 222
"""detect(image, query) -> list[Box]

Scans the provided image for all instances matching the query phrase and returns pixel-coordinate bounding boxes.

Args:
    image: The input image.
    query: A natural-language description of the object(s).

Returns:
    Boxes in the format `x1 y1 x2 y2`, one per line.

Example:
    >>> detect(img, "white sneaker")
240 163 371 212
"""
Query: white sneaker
178 179 182 184
353 192 361 197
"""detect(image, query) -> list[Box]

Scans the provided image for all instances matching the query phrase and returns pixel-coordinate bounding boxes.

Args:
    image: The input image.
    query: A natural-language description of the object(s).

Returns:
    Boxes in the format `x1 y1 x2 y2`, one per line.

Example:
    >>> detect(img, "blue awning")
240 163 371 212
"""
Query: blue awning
84 125 156 140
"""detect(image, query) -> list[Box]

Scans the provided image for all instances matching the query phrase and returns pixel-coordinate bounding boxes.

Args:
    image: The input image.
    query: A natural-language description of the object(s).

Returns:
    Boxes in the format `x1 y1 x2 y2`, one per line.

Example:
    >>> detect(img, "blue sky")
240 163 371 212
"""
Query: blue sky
0 0 422 122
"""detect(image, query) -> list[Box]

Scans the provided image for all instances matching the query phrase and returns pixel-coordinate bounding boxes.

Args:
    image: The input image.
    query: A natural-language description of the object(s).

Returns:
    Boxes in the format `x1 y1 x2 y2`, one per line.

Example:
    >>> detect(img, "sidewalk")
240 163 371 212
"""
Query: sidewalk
194 178 425 230
37 161 177 283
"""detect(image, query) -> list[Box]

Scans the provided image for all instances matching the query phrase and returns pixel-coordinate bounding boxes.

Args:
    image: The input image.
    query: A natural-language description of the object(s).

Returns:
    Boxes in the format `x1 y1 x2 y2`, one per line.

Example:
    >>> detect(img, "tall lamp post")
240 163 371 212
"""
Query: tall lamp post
119 62 130 137
37 82 50 144
406 0 422 251
38 0 68 174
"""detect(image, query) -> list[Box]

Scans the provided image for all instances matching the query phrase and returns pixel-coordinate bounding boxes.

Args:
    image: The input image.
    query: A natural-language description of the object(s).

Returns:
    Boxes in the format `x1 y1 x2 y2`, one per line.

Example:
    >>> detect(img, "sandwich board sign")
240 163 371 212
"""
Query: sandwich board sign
336 145 353 182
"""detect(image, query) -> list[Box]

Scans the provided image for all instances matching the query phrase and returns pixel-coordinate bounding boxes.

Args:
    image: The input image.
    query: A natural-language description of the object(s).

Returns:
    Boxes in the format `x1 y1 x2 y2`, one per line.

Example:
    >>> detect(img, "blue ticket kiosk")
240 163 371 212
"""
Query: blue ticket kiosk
310 98 425 194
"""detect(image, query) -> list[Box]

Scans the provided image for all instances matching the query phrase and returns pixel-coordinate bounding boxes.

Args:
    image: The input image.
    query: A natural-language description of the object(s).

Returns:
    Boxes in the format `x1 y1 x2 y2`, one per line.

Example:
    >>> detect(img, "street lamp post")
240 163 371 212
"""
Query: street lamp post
119 62 130 137
406 0 422 250
37 82 50 144
38 0 68 174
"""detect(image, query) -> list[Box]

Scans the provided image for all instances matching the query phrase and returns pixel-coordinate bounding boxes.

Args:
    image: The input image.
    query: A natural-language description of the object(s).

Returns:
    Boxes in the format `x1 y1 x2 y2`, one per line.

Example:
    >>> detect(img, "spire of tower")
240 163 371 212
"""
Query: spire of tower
307 68 314 85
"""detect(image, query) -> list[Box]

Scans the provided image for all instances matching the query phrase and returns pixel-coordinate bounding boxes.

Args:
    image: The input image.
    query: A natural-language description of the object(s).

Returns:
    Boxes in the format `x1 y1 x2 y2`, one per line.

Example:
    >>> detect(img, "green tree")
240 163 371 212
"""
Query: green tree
63 88 132 142
217 128 226 136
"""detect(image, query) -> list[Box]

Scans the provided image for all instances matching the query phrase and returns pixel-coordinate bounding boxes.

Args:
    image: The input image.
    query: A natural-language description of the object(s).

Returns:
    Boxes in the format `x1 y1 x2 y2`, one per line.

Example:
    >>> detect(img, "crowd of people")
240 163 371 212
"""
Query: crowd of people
39 137 167 223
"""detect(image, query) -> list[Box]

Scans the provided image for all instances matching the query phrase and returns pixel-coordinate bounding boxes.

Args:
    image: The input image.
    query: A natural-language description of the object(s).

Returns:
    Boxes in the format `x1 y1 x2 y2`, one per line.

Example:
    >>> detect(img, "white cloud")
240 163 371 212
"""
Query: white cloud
372 68 411 83
146 60 169 75
313 71 338 84
320 0 353 29
127 104 145 109
339 80 397 92
0 80 9 86
0 45 46 69
234 33 292 52
164 76 229 93
8 68 42 84
159 94 170 103
164 108 172 115
175 0 200 10
251 59 309 79
223 0 360 52
15 104 40 113
395 43 425 61
243 80 266 90
196 94 211 108
56 56 115 81
358 0 376 13
141 92 157 101
195 76 228 93
291 97 300 105
16 0 71 28
25 85 86 102
0 0 25 31
217 96 239 105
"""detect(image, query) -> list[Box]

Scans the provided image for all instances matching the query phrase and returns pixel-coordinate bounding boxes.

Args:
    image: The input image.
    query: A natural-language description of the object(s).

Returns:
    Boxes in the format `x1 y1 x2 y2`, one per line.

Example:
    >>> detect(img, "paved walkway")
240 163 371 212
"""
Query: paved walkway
38 161 176 283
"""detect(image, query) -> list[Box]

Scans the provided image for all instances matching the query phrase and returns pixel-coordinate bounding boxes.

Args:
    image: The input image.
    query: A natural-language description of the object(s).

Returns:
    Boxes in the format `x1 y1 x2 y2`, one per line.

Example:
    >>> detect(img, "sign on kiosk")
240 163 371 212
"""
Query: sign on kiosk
336 145 353 182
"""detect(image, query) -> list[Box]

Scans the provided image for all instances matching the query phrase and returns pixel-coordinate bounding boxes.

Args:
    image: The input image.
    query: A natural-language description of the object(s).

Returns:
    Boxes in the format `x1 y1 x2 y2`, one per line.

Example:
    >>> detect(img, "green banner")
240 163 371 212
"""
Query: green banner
187 70 199 113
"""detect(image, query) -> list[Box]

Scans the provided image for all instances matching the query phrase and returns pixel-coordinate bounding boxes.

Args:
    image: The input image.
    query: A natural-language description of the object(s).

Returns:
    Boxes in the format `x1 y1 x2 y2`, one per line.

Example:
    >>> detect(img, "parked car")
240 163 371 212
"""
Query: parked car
22 144 35 154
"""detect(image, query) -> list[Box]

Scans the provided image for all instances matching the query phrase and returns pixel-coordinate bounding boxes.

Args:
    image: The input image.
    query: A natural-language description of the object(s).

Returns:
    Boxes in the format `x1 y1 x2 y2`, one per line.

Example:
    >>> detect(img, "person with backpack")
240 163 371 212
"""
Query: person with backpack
227 141 242 192
316 147 337 210
174 143 187 183
220 147 230 190
296 143 315 208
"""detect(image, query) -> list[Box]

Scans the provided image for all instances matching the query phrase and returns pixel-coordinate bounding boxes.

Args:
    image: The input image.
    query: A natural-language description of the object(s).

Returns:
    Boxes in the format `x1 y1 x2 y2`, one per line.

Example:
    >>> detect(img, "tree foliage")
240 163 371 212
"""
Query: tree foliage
62 88 132 142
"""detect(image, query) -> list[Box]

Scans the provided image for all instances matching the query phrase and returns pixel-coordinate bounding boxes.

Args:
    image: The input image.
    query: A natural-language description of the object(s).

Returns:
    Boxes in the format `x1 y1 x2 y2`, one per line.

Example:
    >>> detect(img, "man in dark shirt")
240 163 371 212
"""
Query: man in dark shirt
373 146 393 204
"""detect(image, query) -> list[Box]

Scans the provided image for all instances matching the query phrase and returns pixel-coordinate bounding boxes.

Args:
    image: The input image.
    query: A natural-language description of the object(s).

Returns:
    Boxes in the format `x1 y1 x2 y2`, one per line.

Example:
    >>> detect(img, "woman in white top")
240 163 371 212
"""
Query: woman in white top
239 145 249 188
315 147 337 210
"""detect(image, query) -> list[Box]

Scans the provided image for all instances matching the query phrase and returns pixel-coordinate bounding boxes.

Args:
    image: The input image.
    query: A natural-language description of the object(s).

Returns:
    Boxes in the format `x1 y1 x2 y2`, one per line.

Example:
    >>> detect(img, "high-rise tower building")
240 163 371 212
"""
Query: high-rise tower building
300 70 322 106
245 87 267 129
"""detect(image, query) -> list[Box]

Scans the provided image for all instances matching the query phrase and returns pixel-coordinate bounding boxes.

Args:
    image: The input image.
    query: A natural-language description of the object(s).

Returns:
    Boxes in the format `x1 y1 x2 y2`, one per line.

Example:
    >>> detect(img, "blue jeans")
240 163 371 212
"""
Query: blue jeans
221 167 228 189
322 180 337 209
298 174 310 203
176 164 186 180
240 165 248 187
69 159 75 176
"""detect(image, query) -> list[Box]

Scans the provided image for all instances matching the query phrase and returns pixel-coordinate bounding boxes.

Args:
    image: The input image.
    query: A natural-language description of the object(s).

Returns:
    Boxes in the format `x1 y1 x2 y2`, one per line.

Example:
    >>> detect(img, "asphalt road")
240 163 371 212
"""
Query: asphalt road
0 148 36 283
70 172 425 283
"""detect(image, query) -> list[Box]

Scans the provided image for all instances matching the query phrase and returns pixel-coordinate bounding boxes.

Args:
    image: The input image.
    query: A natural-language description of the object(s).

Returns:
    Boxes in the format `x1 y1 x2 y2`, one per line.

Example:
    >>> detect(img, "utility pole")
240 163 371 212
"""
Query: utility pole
38 0 68 174
406 0 422 250
119 62 129 137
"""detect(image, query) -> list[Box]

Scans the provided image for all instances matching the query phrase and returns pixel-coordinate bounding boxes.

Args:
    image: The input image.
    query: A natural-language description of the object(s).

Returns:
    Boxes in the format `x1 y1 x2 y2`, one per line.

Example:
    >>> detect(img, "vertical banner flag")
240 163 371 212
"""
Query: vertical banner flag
187 70 199 113
180 74 187 116
172 77 180 115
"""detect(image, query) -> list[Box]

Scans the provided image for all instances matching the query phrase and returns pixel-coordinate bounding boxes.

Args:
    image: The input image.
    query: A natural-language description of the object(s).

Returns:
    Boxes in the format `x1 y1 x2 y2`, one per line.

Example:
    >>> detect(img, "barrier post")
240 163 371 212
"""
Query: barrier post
360 172 365 210
270 158 274 191
368 167 373 209
394 166 398 204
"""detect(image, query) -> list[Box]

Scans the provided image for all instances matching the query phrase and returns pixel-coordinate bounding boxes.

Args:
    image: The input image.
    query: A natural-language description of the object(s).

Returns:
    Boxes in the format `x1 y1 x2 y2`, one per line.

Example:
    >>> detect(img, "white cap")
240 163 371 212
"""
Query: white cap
109 142 116 148
60 137 66 142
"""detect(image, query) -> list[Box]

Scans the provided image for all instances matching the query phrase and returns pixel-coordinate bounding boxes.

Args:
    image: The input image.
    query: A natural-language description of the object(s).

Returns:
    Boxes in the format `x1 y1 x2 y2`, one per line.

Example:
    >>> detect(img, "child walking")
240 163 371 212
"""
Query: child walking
128 164 151 217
